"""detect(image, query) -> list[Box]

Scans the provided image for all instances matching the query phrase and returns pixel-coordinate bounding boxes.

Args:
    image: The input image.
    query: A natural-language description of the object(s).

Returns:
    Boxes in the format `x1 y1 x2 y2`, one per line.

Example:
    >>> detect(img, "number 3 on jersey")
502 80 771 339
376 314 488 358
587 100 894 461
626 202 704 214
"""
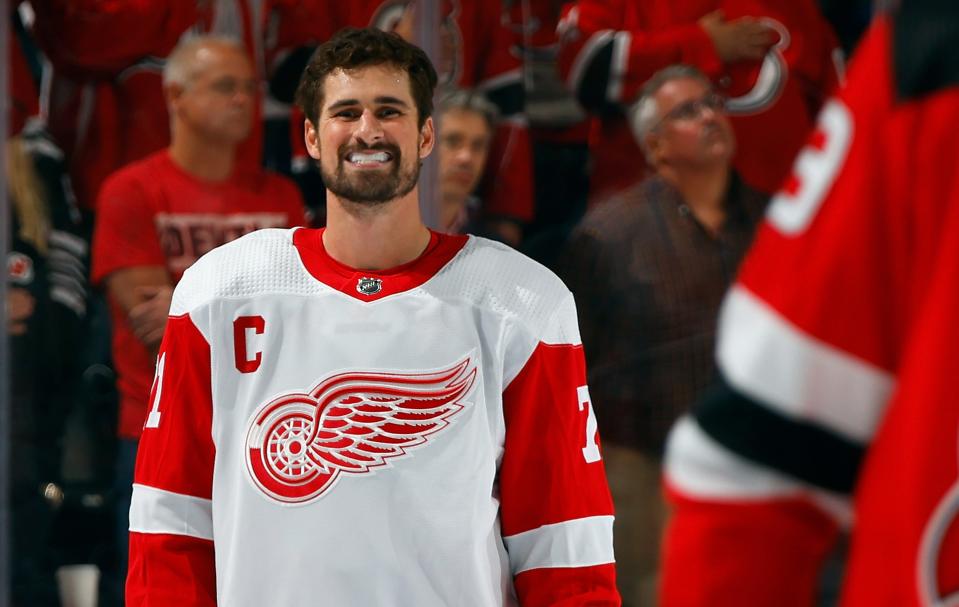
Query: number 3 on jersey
145 353 166 429
768 99 853 235
577 385 602 463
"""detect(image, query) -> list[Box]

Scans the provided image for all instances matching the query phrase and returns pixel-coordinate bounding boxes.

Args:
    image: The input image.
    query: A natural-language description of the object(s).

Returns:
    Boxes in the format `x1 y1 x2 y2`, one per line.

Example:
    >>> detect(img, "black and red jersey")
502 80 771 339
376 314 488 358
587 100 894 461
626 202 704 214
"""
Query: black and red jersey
661 6 959 605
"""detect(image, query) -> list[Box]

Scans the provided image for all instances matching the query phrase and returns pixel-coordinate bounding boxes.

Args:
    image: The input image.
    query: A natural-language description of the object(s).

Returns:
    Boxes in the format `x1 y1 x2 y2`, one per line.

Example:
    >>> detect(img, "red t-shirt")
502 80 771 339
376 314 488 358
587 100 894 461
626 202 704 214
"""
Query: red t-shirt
92 150 305 439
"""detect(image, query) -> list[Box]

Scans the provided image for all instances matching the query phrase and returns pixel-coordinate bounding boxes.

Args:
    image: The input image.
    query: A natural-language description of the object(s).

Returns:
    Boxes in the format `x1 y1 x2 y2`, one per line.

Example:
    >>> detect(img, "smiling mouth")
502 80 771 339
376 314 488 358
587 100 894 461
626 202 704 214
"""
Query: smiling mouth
346 151 393 166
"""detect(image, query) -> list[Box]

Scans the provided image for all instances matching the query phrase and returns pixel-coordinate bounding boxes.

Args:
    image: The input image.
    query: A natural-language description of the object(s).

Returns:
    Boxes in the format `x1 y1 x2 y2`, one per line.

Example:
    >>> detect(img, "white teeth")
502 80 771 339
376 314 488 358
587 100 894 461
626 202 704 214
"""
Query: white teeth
348 152 390 164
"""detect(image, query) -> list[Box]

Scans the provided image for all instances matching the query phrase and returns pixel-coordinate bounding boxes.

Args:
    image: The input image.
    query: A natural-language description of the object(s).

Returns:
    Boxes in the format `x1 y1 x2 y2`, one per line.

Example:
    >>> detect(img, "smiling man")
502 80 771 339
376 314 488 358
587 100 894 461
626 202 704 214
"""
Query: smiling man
126 28 619 606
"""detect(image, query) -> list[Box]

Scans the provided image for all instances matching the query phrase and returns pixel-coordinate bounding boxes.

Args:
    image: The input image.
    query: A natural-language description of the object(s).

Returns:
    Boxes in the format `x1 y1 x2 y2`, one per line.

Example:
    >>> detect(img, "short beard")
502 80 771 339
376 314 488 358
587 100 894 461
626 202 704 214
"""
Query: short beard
321 142 419 206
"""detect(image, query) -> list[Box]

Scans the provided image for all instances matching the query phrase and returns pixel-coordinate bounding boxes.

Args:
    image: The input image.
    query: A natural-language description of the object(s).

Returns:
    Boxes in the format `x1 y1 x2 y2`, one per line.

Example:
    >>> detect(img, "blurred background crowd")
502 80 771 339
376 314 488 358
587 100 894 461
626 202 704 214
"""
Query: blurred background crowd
6 0 875 605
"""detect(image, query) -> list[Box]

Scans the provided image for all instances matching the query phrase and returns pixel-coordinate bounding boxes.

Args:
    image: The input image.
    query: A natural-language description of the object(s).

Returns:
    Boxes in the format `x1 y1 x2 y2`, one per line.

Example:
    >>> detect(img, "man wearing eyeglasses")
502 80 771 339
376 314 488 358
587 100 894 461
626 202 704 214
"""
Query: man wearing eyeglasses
559 65 769 606
91 35 305 601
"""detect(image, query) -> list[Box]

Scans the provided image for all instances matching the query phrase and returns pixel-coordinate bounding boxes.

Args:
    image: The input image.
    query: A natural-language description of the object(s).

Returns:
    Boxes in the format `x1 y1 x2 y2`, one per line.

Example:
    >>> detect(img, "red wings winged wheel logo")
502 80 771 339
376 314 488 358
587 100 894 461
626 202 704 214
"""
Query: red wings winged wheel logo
245 358 477 505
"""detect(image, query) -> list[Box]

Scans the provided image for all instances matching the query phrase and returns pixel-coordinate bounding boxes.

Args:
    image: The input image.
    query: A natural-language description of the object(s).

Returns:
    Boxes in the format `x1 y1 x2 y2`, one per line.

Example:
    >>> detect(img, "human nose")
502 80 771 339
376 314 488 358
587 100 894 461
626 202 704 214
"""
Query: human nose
232 89 253 107
355 110 384 144
700 94 726 119
698 100 723 122
453 145 473 164
237 84 257 101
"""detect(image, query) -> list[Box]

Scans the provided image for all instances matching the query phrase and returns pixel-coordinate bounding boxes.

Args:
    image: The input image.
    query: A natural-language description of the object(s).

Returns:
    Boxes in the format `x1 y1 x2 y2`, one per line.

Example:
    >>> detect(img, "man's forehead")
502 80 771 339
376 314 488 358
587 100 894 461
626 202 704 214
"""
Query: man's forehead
442 109 492 136
193 44 250 71
322 65 413 103
658 77 711 101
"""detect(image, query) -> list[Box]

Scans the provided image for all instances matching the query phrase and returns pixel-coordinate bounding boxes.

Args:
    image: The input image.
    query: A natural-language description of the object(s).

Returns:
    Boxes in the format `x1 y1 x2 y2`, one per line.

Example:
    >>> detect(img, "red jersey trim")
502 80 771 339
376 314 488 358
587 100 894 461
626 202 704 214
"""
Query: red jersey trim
292 228 469 302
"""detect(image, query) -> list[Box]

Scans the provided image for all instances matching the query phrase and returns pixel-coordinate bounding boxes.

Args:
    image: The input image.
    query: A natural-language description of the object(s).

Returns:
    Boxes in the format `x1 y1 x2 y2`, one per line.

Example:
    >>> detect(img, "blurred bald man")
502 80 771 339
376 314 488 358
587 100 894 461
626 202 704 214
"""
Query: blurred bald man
91 35 304 597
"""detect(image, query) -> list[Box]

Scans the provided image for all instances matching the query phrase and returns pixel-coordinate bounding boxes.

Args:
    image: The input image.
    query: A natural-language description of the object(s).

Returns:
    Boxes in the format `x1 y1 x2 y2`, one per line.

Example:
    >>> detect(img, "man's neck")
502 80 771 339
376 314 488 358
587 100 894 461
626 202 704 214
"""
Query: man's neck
323 189 432 271
168 131 236 182
660 164 730 234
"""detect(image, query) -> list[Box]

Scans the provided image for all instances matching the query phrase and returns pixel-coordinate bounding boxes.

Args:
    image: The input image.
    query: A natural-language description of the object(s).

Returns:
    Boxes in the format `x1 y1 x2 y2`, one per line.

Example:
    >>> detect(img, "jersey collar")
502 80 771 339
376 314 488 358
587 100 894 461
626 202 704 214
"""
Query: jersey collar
292 227 469 301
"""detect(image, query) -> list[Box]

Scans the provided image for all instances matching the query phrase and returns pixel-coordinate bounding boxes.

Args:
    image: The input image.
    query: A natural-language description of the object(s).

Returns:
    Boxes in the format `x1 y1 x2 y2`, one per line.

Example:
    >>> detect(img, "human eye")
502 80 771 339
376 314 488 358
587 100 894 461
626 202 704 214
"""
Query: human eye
377 106 402 118
707 93 727 110
333 108 360 119
211 78 238 95
673 100 700 121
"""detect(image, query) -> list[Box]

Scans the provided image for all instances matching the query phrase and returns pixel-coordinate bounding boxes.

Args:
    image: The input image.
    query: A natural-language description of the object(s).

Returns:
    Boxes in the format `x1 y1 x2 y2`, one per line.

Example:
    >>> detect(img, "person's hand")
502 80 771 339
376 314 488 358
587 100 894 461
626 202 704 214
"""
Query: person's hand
7 287 35 336
128 285 173 351
699 11 776 64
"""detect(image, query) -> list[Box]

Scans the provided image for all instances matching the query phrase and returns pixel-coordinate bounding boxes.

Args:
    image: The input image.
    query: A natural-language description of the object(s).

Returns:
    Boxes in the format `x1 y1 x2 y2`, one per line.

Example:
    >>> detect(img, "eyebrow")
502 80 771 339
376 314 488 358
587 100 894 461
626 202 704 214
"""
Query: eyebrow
326 96 411 111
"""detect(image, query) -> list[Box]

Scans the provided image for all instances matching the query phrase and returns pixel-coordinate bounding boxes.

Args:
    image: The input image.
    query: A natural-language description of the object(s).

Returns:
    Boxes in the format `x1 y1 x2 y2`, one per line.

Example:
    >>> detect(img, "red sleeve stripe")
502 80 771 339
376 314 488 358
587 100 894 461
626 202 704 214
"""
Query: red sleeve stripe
718 286 894 442
129 483 213 541
665 417 853 526
503 515 615 575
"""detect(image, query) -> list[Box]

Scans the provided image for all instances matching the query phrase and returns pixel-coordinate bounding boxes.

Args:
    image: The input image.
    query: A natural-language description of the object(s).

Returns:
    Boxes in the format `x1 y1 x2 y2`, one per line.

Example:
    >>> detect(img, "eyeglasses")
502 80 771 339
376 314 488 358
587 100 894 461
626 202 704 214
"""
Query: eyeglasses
206 77 259 98
653 92 726 130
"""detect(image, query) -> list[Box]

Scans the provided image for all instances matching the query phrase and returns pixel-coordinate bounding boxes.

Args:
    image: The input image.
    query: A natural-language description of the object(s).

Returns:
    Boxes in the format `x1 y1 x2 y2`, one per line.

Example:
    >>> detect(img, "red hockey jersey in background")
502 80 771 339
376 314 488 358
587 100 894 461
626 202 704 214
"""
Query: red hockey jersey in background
661 7 959 606
31 0 266 210
557 0 841 201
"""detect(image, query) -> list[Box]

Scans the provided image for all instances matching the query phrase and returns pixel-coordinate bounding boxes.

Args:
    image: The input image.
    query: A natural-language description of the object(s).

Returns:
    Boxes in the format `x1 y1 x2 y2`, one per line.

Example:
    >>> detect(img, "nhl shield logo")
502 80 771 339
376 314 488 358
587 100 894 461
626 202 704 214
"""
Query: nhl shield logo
356 277 382 296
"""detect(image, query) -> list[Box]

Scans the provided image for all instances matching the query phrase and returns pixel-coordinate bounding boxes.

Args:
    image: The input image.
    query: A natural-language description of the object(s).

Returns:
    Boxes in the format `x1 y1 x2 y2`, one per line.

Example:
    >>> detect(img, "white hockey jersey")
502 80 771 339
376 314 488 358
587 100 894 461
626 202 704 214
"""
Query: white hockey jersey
127 228 619 606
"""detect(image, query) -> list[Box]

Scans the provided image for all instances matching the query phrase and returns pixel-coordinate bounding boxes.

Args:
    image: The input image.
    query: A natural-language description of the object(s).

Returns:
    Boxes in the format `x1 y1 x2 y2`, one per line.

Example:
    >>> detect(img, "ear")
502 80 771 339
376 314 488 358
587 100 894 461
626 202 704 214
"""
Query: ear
164 83 185 114
418 116 435 160
644 132 664 166
304 119 321 160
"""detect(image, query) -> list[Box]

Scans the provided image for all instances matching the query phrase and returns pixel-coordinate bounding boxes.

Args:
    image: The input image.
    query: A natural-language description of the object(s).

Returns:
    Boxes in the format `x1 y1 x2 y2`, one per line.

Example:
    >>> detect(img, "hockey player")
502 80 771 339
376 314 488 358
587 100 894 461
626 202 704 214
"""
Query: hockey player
660 1 959 605
268 0 534 241
127 27 619 606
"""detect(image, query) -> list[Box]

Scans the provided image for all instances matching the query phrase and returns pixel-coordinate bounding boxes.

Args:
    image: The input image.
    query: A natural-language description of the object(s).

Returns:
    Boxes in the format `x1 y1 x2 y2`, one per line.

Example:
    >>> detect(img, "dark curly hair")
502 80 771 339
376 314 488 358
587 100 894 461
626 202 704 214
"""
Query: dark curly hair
295 27 439 129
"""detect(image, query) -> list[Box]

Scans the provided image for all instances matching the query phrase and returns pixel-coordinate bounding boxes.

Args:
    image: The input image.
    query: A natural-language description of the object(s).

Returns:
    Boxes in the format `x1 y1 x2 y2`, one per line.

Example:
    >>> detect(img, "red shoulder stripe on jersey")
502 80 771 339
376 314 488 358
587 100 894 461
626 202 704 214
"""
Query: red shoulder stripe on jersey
292 228 469 301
